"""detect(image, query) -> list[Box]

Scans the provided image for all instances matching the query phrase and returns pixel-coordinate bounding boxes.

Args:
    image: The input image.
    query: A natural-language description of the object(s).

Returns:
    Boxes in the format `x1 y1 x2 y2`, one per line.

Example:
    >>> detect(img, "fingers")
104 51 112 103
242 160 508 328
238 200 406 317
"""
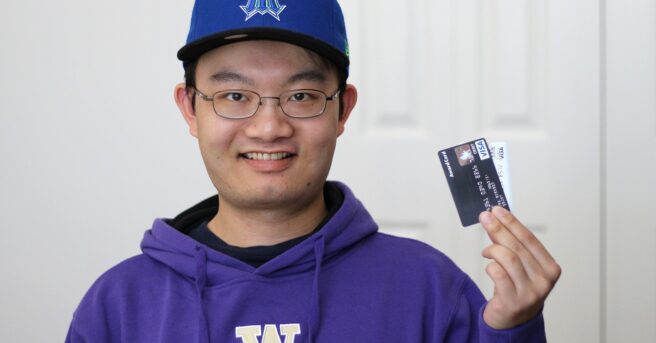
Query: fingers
490 207 561 281
482 244 531 290
485 261 516 299
479 209 543 280
480 207 561 298
479 207 562 329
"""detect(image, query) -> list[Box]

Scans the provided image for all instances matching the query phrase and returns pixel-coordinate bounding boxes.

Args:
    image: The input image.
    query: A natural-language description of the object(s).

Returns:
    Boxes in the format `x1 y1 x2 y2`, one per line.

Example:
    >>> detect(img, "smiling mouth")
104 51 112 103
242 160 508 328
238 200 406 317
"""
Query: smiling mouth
241 152 294 161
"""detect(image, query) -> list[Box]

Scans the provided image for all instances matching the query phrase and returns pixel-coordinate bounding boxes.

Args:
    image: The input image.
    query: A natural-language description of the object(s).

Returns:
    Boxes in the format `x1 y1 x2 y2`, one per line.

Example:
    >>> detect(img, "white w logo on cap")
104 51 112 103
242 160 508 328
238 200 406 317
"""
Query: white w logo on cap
240 0 287 21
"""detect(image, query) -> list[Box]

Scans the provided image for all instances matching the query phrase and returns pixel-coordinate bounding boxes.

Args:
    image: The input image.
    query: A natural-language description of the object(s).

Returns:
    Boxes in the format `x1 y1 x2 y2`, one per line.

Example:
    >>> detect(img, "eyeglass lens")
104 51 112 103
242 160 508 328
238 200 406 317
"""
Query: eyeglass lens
212 90 328 118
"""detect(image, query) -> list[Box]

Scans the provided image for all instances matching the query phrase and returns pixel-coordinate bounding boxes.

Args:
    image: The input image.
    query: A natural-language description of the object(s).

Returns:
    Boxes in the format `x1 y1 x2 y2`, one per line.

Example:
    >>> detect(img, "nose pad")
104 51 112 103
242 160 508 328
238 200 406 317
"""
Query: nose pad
258 96 282 111
245 97 293 141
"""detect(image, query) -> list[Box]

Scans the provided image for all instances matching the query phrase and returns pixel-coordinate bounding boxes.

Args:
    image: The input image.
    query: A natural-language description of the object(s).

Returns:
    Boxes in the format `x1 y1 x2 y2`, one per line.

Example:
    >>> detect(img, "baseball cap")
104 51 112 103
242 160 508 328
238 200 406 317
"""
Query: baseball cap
177 0 350 76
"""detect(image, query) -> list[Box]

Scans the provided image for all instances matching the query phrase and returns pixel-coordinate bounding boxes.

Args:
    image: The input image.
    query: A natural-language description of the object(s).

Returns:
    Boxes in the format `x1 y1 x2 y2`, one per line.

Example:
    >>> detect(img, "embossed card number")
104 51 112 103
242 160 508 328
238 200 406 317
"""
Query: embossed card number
438 138 511 227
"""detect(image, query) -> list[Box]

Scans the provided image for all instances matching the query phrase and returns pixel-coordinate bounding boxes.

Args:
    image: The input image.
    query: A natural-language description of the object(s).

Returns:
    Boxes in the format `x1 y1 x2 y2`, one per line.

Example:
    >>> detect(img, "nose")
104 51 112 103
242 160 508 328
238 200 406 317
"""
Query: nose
243 97 294 141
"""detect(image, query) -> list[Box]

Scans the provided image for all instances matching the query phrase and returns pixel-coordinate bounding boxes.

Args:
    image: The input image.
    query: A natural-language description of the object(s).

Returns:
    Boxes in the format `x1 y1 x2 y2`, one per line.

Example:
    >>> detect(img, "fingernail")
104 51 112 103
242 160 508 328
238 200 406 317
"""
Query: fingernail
492 206 508 217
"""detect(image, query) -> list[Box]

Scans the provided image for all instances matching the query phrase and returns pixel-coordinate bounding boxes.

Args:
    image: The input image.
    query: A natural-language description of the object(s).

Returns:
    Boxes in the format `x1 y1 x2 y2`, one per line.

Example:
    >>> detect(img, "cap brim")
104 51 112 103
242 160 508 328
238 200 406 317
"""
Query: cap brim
177 27 349 73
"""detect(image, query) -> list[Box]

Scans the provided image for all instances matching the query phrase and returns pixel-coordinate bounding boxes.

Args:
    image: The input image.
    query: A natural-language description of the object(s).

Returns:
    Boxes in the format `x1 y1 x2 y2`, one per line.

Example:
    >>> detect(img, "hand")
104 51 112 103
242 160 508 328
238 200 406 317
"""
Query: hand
479 206 561 330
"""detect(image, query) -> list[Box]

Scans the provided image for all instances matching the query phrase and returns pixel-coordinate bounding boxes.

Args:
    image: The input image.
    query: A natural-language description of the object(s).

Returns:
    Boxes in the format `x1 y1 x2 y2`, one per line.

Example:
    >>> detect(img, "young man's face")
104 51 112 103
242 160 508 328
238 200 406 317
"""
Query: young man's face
176 40 357 212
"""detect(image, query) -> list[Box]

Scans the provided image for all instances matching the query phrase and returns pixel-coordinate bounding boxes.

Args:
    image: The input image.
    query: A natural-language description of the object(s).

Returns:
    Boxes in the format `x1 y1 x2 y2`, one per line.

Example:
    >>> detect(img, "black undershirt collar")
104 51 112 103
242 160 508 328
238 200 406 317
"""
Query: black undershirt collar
186 183 343 268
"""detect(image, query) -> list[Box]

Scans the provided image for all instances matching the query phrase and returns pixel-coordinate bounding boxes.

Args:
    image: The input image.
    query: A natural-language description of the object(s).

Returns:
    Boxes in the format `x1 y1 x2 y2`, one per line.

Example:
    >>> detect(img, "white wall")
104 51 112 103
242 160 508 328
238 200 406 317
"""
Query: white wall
0 1 209 341
0 1 653 342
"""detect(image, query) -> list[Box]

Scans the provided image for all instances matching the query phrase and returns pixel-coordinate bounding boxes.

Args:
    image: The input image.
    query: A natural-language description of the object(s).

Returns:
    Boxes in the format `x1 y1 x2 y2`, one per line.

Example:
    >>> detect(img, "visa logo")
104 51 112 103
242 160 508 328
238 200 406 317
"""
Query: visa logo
475 139 490 160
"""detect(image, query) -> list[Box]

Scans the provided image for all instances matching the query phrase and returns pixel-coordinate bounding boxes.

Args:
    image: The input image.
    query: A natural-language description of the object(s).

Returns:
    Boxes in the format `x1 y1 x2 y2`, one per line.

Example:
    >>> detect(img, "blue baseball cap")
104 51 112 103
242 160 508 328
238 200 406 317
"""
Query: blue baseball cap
177 0 350 76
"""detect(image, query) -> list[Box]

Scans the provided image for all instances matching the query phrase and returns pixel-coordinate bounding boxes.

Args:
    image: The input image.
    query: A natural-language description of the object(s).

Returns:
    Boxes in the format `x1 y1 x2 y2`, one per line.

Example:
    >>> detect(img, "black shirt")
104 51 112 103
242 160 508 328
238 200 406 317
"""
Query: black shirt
173 183 343 268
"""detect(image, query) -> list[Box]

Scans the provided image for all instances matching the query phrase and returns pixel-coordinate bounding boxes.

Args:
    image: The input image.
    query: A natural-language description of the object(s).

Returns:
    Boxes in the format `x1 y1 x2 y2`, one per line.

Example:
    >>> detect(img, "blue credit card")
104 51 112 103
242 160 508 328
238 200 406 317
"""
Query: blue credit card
438 138 511 227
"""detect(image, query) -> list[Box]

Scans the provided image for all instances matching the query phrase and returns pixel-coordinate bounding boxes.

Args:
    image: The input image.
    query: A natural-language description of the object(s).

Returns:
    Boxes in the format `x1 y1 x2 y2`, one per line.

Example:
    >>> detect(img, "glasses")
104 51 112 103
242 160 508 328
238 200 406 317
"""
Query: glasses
194 88 341 119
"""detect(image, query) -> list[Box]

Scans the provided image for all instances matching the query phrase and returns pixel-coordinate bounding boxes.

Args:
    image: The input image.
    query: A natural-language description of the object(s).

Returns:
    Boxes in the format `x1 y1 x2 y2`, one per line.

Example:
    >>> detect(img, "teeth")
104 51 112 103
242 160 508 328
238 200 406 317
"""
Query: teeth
244 152 291 160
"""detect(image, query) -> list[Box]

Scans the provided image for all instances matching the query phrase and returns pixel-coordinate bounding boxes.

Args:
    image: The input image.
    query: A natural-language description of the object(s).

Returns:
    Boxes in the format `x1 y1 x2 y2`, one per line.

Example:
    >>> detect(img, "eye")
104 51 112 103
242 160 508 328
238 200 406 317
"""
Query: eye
288 91 317 102
218 91 249 102
228 92 245 101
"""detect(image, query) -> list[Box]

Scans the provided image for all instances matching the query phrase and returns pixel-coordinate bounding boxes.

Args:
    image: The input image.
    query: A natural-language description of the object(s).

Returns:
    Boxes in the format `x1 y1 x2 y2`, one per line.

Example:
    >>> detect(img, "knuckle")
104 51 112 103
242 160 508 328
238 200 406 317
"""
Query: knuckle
534 276 552 296
486 220 503 234
486 263 506 280
487 244 503 259
506 252 520 265
546 262 562 282
503 212 520 227
493 269 507 280
509 240 524 254
519 230 537 245
482 244 494 256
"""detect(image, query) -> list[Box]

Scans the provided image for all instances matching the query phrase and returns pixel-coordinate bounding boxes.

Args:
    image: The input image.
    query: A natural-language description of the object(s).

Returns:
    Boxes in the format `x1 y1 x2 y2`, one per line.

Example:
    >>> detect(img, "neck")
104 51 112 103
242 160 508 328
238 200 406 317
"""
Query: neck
207 192 327 248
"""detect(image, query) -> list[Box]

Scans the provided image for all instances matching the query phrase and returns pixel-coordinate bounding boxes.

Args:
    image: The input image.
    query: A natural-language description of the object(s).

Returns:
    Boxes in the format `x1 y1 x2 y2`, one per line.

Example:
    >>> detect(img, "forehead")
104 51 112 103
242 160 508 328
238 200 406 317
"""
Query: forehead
195 40 336 86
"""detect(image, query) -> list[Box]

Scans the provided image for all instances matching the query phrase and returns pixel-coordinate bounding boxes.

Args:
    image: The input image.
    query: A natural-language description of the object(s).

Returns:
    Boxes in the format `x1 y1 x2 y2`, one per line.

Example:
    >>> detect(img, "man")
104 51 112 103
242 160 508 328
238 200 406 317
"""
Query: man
67 0 560 342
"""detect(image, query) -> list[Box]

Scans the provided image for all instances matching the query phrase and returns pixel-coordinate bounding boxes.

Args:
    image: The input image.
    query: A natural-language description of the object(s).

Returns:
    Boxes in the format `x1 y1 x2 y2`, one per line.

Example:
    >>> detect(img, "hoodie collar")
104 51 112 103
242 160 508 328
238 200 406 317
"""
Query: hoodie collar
140 181 378 342
141 181 378 283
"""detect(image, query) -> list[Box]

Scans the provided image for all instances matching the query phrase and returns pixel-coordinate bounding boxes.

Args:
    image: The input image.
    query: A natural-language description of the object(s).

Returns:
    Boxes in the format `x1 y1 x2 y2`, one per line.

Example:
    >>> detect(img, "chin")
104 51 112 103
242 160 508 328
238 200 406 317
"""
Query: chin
235 182 324 210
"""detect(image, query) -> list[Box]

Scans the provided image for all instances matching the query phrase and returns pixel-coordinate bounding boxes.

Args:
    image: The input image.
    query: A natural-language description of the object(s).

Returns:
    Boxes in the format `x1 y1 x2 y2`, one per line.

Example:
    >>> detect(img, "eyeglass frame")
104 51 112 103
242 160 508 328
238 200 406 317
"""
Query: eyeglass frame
193 87 342 119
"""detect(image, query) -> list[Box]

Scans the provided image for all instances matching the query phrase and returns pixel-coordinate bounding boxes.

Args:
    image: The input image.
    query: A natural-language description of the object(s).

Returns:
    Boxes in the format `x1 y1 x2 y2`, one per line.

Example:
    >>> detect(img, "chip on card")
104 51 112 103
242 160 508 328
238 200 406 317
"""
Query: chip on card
438 138 511 227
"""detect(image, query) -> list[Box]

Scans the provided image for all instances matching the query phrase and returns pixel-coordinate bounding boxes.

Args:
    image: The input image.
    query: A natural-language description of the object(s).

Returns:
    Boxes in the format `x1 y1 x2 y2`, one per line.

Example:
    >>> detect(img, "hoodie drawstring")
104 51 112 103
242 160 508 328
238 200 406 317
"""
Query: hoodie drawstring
308 236 325 343
193 238 325 342
194 246 210 343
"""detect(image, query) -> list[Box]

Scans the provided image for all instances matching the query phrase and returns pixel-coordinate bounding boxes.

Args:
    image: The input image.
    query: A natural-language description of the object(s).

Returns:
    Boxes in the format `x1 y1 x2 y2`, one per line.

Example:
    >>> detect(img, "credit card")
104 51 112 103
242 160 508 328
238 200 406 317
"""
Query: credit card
438 138 511 227
488 142 513 209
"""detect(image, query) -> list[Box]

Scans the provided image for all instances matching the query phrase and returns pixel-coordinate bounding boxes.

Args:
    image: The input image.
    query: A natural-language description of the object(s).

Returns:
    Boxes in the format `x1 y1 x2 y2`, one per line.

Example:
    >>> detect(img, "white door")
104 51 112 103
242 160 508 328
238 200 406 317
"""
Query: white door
330 1 601 342
605 0 656 341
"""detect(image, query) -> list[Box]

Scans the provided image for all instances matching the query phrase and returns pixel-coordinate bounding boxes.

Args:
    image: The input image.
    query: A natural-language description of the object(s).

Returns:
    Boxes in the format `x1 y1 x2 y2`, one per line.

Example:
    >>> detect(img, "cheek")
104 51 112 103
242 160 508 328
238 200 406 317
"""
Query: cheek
196 119 237 158
303 125 339 162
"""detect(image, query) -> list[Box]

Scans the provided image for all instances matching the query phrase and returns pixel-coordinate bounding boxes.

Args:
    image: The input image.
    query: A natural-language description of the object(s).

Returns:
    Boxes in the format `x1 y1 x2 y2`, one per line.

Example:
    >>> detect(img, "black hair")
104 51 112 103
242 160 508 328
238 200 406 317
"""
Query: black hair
183 47 348 119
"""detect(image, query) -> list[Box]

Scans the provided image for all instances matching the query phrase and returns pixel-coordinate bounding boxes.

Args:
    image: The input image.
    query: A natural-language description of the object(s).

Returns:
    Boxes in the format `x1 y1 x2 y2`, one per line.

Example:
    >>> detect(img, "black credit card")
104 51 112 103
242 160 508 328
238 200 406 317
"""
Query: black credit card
438 138 510 227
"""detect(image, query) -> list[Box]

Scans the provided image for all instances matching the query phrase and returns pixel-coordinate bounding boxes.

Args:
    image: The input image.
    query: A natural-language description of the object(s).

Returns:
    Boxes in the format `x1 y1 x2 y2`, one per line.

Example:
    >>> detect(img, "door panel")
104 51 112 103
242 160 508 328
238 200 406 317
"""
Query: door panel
331 1 600 342
606 0 656 341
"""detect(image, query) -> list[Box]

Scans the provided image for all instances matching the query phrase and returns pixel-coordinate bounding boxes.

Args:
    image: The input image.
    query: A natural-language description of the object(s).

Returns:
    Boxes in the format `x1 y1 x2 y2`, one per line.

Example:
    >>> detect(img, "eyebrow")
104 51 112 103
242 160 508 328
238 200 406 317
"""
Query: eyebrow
210 71 255 86
208 69 328 87
286 70 327 85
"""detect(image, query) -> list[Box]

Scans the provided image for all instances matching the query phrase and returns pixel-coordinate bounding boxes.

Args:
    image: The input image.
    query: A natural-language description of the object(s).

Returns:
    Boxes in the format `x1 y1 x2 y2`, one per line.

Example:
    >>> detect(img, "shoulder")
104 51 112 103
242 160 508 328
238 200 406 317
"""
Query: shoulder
335 232 485 320
74 254 181 313
366 233 487 312
70 253 194 326
369 232 462 268
69 254 196 340
94 254 170 286
347 232 470 288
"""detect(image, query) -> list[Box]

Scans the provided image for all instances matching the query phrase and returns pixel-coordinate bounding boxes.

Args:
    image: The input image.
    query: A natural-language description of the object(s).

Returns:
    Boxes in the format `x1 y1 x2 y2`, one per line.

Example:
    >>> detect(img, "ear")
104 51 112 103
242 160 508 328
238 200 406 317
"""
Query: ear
336 84 357 137
174 83 198 138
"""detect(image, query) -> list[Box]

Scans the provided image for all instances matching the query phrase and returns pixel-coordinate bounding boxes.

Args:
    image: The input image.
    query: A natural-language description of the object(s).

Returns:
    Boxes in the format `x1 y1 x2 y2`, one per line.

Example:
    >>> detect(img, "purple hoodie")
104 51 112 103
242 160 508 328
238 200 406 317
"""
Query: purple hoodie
66 182 546 342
